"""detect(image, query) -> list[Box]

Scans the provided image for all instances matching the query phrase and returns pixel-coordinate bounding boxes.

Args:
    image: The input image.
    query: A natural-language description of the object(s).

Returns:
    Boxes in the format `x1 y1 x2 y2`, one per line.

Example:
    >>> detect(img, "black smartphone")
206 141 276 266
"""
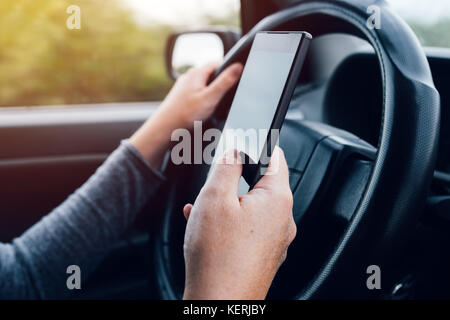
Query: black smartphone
211 31 311 194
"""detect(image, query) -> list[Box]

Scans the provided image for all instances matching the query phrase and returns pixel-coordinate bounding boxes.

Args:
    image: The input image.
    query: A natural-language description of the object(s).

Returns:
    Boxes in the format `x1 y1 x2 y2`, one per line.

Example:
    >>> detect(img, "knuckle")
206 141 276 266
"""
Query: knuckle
278 188 293 209
201 184 221 199
289 221 297 242
287 191 294 207
202 185 217 196
200 90 217 105
186 68 196 77
226 73 236 85
189 96 202 109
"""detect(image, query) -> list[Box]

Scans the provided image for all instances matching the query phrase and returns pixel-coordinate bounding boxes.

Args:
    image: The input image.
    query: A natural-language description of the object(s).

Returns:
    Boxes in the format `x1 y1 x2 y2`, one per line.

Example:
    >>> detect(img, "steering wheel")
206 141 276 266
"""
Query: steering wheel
153 0 440 299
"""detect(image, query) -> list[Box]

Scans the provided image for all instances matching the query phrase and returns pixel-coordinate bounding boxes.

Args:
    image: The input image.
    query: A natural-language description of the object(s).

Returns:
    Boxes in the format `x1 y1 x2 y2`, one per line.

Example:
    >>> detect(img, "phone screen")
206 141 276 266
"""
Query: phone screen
211 32 303 194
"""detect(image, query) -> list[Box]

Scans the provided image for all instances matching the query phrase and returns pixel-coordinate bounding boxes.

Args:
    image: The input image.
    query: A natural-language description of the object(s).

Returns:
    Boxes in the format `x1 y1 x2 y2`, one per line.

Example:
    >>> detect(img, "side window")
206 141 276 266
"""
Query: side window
389 0 450 48
0 0 240 108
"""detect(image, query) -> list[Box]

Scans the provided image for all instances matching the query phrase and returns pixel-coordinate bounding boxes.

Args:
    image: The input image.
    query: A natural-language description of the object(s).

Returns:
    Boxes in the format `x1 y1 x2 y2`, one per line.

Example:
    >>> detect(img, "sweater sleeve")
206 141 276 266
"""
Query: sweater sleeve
0 140 165 299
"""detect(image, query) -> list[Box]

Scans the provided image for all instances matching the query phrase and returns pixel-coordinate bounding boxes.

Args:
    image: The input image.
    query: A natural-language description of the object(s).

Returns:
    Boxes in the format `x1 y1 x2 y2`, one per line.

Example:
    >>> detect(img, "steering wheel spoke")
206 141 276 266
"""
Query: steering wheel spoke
281 120 376 224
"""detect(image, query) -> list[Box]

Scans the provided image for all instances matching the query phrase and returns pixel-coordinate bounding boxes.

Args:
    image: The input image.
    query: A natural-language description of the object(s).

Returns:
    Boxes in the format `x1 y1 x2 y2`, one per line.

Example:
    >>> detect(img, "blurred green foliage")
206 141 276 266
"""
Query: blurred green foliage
0 1 448 107
0 0 177 107
408 19 450 49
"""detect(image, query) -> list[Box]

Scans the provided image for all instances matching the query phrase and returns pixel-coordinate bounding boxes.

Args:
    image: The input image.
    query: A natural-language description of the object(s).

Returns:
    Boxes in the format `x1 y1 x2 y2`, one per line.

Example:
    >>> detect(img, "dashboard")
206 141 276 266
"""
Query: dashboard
289 46 450 194
284 45 450 298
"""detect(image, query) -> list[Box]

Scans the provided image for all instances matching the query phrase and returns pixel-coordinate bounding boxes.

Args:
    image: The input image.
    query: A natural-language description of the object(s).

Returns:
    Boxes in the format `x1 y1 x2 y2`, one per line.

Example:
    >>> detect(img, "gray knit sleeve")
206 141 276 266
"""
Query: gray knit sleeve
0 140 165 299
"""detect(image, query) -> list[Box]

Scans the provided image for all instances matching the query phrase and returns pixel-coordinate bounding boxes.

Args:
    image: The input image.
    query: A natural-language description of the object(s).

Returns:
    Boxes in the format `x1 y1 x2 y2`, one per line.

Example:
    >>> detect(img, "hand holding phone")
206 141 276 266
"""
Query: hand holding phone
210 31 312 194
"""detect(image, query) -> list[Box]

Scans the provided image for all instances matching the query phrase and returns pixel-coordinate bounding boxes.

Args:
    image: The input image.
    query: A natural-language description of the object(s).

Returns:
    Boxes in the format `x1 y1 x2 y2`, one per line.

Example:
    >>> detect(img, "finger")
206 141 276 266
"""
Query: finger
196 62 222 85
254 146 290 190
183 204 193 221
203 63 243 105
204 149 243 199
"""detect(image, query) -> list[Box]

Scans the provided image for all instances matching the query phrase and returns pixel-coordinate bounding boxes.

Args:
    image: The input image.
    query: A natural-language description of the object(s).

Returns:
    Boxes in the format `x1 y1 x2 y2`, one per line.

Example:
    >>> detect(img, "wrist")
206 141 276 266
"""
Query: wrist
130 114 176 168
157 100 191 132
183 278 268 300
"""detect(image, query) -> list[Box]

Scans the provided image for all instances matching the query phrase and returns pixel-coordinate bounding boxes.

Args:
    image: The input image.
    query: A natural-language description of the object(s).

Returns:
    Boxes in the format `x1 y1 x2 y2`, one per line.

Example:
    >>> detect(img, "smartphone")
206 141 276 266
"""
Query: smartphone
211 31 311 194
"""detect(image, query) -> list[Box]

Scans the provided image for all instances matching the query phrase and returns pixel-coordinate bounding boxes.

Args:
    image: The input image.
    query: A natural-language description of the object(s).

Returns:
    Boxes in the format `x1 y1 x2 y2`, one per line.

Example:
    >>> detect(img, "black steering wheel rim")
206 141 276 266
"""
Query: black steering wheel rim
153 0 440 299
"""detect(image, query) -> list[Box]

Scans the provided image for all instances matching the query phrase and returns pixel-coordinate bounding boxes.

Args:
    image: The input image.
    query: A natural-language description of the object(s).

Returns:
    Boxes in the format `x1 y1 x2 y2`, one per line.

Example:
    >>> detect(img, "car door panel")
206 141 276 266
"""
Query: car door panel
0 103 157 242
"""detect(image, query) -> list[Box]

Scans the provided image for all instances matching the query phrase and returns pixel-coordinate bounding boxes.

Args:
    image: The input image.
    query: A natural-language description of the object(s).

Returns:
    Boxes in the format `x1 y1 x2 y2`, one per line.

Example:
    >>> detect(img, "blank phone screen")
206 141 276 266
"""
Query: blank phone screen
211 32 302 194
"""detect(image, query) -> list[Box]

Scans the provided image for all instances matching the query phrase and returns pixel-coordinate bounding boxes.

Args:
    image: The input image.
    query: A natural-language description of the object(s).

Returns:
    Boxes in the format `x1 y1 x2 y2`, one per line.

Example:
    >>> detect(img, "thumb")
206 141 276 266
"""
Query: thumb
254 146 290 190
204 149 243 199
203 63 243 105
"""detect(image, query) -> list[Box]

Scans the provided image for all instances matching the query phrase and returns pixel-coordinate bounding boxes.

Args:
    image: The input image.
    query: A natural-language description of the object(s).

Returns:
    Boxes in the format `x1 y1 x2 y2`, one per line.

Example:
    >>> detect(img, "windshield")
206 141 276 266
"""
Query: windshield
389 0 450 48
0 0 447 109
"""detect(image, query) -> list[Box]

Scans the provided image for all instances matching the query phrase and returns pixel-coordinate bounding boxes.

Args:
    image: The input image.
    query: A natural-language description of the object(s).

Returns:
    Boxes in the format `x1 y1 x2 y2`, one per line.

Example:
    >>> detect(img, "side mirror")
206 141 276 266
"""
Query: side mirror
165 28 240 80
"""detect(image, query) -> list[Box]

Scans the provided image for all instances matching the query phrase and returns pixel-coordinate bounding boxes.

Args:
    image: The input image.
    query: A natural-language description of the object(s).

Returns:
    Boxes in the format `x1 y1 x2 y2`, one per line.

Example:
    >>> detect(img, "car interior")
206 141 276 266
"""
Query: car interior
1 0 449 300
